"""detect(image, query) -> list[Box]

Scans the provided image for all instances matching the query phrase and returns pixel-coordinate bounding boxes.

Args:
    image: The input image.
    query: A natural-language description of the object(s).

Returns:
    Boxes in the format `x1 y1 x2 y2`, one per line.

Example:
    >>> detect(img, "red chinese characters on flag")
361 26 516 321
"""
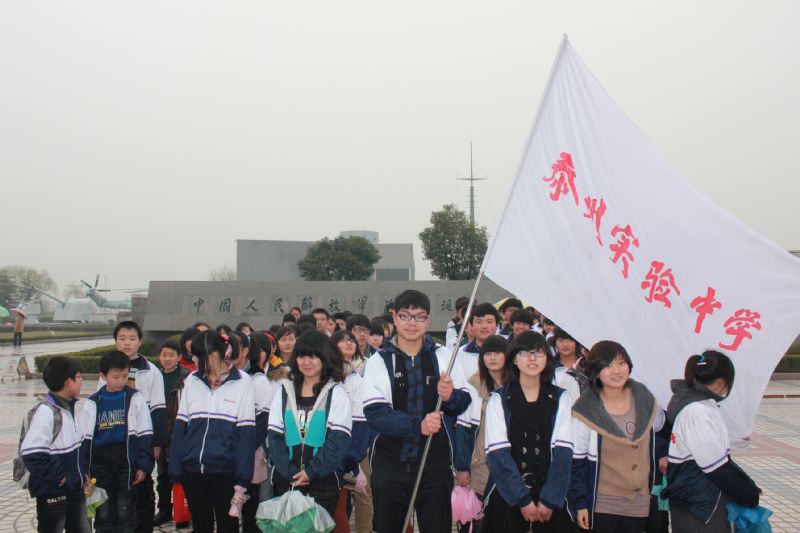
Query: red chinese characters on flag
543 152 579 206
641 260 681 308
609 224 639 279
583 197 607 245
690 287 722 334
718 309 762 351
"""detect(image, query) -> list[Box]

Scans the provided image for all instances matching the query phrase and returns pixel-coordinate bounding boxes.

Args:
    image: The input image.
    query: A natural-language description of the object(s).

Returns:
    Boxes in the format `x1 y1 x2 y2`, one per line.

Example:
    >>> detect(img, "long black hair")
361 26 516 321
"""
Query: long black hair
478 335 513 391
179 327 199 360
290 331 344 396
685 350 735 394
249 331 273 374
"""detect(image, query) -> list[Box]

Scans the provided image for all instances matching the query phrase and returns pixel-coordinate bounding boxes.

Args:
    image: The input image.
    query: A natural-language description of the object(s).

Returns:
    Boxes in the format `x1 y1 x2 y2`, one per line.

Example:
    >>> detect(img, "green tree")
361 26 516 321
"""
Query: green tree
0 270 20 308
298 236 381 281
0 266 58 300
419 204 489 280
209 264 237 281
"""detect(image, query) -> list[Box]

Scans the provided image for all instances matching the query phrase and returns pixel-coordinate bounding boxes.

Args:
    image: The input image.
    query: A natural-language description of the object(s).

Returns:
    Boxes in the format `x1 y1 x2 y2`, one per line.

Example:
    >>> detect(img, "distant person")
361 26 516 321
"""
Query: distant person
80 351 154 533
235 322 253 336
154 341 190 527
347 314 374 359
282 313 296 327
498 298 523 336
192 322 210 332
311 308 331 334
21 356 91 533
290 307 302 321
368 321 385 351
445 296 470 351
178 327 199 372
13 311 25 347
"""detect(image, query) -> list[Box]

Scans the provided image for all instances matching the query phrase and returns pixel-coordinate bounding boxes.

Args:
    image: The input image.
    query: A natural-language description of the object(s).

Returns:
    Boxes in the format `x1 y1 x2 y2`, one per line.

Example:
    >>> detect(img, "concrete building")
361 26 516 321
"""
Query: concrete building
142 279 511 343
236 232 414 282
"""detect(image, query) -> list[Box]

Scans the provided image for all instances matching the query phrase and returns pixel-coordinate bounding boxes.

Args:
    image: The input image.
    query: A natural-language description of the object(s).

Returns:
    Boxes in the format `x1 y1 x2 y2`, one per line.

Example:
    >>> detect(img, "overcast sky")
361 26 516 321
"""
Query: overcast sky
2 1 798 295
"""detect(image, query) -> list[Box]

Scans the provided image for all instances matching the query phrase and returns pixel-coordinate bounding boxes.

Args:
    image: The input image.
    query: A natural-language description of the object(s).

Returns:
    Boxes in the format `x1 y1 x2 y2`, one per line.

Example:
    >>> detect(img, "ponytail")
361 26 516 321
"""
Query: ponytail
684 350 735 393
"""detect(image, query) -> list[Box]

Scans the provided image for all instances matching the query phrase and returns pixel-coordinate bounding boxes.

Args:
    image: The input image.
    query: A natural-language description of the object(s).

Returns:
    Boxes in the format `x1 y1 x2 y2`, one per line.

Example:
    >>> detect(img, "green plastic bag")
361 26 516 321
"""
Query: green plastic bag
256 490 335 533
651 478 669 512
86 487 109 519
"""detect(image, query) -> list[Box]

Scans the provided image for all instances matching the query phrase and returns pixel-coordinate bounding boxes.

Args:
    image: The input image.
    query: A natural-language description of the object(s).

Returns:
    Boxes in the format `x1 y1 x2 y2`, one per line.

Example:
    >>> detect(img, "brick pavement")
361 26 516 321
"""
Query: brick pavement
2 375 799 532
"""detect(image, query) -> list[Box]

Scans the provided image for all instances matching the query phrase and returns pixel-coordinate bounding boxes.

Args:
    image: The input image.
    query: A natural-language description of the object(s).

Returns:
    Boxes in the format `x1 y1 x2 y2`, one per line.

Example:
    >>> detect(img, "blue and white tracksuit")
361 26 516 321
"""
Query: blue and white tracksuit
21 394 86 499
169 368 256 488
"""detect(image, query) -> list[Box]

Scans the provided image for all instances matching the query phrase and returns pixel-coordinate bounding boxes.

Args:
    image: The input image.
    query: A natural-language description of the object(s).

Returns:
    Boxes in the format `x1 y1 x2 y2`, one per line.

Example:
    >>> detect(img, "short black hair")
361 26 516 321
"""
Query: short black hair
685 350 735 394
192 321 210 330
275 325 298 342
499 298 523 313
235 322 252 332
216 324 232 336
282 313 296 324
370 320 386 336
394 290 430 314
510 309 534 326
113 320 142 340
587 340 633 389
332 312 349 322
296 314 316 327
347 314 371 331
311 308 330 319
296 322 316 336
468 302 500 325
159 339 179 353
249 331 273 373
99 350 130 374
43 356 81 392
507 331 554 386
290 306 302 314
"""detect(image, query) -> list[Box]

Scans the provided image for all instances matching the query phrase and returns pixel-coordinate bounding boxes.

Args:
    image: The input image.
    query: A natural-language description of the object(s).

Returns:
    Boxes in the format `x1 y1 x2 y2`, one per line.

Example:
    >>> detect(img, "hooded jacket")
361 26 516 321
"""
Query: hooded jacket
567 379 665 529
664 379 759 522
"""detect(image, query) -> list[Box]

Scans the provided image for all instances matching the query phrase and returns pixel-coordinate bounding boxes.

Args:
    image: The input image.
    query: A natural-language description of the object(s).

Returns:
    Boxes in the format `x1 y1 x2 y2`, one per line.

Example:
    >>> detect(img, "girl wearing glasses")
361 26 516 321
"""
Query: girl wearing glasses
330 330 373 533
275 326 298 364
568 341 666 533
267 331 351 518
483 331 574 532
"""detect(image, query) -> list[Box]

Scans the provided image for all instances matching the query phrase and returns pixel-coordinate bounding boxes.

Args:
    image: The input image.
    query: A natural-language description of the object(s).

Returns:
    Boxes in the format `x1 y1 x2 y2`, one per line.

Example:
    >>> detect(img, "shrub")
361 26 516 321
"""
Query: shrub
34 341 158 373
775 354 800 374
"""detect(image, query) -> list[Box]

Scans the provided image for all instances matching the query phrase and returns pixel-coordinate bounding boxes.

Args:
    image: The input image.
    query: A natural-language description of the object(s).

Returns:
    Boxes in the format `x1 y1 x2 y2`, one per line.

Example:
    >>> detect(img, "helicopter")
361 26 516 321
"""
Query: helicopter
32 275 146 323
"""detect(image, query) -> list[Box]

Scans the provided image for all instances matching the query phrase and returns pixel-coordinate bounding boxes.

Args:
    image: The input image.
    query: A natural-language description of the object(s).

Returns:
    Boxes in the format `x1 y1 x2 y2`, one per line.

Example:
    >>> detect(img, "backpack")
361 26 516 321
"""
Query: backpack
12 398 63 489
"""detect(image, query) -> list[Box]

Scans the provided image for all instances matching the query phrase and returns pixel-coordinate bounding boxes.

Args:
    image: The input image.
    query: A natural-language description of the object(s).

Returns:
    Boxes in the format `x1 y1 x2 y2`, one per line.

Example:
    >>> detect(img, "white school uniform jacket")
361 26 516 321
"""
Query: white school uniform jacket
267 380 353 438
20 395 86 498
168 368 256 488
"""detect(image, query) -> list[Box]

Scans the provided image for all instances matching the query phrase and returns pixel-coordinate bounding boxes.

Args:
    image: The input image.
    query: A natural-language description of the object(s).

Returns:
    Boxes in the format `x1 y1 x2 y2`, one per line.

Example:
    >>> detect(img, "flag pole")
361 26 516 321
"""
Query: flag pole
402 38 571 528
401 268 487 531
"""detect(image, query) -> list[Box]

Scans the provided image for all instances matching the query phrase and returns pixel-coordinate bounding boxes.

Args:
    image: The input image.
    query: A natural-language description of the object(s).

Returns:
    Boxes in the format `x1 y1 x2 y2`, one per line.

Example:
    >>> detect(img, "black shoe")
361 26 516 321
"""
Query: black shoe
175 522 191 529
153 510 172 526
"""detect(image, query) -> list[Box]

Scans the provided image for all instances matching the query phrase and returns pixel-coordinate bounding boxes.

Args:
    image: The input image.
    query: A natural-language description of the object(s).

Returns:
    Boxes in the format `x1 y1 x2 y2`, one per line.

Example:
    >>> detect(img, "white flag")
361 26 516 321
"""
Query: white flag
484 36 800 446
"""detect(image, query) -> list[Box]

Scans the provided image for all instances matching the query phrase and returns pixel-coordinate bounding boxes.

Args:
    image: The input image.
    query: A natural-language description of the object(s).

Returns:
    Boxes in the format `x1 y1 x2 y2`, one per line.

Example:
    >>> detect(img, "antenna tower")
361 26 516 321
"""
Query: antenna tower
457 142 487 226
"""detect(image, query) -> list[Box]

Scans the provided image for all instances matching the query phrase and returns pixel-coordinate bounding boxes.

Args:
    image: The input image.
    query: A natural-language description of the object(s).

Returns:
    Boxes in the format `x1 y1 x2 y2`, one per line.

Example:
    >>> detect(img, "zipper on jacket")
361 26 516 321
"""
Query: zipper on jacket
198 386 215 473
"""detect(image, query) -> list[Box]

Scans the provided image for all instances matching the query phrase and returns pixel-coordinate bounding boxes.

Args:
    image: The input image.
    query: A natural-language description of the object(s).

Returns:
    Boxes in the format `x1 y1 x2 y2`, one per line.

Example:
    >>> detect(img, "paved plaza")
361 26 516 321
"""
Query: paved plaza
1 344 799 531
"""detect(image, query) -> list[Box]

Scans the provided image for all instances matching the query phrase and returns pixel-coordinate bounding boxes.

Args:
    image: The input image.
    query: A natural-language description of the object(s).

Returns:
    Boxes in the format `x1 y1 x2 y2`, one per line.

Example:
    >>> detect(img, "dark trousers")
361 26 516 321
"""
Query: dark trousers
592 513 647 533
35 489 91 533
13 332 22 347
371 456 453 533
91 444 137 533
135 471 155 532
482 491 572 533
274 474 339 519
670 499 731 533
646 494 669 533
241 483 261 533
182 470 238 533
156 453 172 514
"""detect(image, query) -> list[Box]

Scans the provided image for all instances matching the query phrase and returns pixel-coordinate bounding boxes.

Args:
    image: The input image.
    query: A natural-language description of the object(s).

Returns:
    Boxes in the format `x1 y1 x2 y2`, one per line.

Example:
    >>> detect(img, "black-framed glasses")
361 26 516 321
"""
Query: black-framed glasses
516 350 547 360
397 312 428 323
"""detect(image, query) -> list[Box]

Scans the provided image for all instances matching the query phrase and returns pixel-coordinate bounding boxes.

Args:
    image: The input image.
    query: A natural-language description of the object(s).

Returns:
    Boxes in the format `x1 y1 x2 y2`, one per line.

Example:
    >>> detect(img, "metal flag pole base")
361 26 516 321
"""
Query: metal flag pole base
401 272 487 532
